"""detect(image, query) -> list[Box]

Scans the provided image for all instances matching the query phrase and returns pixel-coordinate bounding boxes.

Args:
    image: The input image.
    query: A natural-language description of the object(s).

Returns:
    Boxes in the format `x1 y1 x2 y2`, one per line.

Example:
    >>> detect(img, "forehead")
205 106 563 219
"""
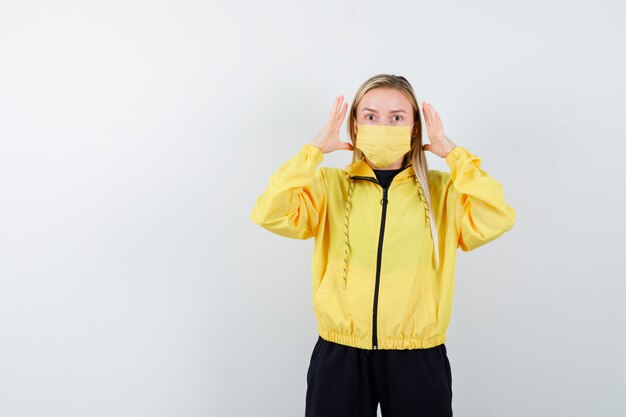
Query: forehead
357 87 412 113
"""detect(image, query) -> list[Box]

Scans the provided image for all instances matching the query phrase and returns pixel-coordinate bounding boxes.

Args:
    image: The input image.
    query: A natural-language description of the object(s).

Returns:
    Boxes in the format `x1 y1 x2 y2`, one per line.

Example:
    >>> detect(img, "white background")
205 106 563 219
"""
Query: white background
1 1 625 416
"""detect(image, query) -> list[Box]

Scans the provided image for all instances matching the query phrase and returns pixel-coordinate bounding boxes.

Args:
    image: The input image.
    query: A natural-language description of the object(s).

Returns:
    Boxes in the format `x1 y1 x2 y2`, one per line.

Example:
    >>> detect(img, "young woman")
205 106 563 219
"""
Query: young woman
250 74 516 417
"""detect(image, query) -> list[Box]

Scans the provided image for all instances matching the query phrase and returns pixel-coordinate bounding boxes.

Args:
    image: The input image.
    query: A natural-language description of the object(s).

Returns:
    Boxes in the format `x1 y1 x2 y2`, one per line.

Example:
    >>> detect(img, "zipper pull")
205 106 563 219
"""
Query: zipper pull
380 187 389 206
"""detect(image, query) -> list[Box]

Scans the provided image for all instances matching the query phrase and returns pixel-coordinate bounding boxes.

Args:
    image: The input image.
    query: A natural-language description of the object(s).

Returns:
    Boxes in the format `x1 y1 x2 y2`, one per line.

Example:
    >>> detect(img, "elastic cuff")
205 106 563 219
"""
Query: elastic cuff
444 146 470 166
300 143 324 162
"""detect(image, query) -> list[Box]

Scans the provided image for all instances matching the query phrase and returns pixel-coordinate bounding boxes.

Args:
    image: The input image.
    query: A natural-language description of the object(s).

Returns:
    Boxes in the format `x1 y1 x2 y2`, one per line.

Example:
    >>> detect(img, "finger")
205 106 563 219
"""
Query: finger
330 101 347 132
428 106 436 130
427 103 441 129
326 98 340 129
330 96 340 119
334 96 345 123
423 103 431 129
435 111 443 130
431 110 440 131
337 102 348 125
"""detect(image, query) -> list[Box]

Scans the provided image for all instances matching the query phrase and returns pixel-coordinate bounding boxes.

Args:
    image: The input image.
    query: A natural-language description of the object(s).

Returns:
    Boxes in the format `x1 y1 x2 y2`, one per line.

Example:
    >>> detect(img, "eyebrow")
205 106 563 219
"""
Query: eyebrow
361 107 408 114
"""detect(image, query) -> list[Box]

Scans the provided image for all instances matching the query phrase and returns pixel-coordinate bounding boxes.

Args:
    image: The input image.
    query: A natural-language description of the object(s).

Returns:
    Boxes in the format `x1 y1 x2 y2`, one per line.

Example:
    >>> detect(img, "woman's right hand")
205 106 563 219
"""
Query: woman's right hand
309 95 354 154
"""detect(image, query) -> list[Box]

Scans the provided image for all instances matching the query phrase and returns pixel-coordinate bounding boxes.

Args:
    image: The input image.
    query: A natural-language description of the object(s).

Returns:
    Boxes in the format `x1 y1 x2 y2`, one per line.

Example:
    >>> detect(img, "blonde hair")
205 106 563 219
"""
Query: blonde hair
345 74 440 271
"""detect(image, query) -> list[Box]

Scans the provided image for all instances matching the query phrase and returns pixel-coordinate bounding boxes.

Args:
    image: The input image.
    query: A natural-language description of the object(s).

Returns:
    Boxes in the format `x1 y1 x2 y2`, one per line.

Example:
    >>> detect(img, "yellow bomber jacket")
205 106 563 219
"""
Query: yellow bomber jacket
250 143 516 350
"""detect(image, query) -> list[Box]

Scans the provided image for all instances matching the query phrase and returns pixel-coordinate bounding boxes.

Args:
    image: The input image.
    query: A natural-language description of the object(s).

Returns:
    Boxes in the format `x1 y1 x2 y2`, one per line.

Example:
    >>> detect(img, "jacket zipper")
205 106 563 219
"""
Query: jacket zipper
349 175 390 350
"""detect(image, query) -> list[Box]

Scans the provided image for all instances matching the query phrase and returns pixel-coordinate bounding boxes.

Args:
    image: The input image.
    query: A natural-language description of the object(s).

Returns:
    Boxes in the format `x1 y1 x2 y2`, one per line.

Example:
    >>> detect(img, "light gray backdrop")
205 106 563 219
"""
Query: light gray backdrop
1 1 624 416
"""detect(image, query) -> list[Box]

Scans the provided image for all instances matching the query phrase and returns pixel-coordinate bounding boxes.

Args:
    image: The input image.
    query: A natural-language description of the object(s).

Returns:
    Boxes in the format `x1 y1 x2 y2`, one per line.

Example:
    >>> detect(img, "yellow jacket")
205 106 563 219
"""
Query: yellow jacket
251 143 516 350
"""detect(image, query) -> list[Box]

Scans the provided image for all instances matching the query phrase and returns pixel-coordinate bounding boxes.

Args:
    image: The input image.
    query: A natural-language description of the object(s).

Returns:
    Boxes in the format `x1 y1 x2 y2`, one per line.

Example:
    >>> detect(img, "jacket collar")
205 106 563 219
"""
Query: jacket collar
344 157 415 181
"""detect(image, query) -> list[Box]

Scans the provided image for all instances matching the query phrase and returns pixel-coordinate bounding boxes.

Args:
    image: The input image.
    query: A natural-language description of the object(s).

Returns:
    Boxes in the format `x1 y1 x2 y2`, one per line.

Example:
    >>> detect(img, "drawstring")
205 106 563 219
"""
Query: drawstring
341 179 355 290
414 176 431 228
414 175 440 269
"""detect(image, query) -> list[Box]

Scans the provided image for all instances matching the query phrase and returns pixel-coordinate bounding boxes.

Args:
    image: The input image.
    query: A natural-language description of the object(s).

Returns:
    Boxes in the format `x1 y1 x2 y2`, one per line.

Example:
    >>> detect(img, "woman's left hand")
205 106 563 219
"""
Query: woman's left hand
421 101 458 158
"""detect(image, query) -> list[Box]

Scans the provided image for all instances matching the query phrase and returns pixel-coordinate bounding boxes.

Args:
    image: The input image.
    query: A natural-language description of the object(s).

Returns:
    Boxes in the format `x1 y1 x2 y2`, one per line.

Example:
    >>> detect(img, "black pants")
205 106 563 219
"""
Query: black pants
305 335 453 417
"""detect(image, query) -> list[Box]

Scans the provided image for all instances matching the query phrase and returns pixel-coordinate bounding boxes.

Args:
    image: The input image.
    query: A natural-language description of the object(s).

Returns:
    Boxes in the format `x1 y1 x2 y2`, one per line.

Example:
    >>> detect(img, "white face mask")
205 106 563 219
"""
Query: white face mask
355 123 414 168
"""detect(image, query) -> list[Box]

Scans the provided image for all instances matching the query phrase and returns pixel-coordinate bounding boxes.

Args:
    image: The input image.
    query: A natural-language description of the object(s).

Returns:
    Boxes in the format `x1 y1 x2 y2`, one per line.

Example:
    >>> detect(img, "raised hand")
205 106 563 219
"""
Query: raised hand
421 101 457 158
309 95 354 154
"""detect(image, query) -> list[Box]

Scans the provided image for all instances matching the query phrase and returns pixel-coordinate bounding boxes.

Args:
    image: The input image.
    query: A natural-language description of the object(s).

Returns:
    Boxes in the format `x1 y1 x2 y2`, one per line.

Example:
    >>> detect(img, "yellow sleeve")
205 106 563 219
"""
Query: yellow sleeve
250 144 326 240
444 146 516 251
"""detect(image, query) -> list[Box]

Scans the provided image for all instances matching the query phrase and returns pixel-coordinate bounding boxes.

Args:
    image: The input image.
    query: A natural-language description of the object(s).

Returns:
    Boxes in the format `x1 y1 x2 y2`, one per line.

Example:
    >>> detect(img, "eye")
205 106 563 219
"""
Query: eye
393 115 403 121
365 114 374 120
